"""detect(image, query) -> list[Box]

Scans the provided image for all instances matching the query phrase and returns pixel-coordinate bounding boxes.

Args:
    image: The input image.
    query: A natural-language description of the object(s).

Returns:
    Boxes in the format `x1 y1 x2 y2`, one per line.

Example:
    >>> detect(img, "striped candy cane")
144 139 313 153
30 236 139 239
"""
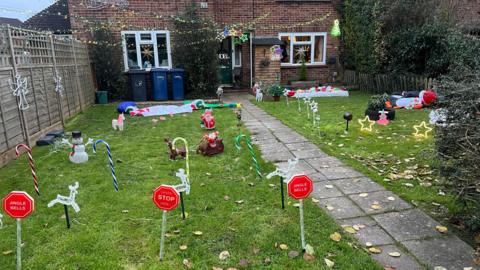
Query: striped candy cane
15 144 39 195
93 140 118 191
172 137 189 181
235 134 262 178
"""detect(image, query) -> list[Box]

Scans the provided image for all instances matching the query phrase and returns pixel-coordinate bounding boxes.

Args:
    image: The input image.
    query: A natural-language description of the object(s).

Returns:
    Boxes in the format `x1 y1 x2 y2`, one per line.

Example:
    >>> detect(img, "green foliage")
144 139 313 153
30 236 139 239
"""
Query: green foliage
299 55 308 81
90 25 126 99
267 84 284 97
172 3 218 98
366 93 389 111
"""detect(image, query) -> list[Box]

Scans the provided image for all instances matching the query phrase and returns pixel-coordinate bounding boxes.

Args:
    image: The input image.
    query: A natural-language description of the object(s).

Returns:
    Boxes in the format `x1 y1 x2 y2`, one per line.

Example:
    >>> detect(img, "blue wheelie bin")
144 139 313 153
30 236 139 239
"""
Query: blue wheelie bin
171 68 185 100
151 68 169 101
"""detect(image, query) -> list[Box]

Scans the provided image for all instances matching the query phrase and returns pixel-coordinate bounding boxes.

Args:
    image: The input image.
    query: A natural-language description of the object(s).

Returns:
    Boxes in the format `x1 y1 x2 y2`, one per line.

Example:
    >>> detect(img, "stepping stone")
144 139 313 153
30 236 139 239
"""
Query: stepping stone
373 209 441 242
402 235 477 270
370 245 423 270
318 197 365 219
334 177 385 194
36 135 56 146
349 190 412 214
338 216 395 246
306 157 344 169
311 181 343 199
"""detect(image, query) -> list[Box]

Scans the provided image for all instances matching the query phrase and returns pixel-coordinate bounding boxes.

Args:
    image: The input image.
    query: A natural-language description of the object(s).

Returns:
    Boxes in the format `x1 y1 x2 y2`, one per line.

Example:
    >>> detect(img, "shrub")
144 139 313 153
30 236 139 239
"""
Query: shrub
299 55 307 81
366 93 389 111
267 84 284 97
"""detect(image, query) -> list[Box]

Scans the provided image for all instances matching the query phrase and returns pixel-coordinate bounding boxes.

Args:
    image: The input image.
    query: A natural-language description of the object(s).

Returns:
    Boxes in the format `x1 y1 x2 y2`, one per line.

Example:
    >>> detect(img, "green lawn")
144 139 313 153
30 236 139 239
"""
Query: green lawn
0 104 381 269
256 91 462 223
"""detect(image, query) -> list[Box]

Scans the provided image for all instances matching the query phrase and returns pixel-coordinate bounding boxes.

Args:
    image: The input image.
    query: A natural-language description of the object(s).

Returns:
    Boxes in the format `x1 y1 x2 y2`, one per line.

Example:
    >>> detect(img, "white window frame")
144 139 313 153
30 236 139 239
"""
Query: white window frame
278 32 327 66
232 42 242 68
121 30 172 71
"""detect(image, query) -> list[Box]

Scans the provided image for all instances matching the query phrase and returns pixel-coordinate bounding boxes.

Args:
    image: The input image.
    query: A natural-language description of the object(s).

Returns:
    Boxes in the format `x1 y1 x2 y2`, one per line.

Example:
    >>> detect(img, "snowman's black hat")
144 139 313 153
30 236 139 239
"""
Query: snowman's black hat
72 131 82 138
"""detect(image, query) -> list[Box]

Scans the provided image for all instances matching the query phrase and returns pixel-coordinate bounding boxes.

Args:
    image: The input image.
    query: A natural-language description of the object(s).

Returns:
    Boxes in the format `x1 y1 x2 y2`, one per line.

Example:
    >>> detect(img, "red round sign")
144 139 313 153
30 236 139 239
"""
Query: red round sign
2 191 35 219
152 185 180 211
287 174 313 200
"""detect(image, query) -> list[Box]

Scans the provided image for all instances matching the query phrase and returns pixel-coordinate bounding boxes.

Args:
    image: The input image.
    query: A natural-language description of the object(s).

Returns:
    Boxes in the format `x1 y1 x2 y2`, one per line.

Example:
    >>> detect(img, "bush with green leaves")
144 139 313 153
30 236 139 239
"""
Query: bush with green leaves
298 55 307 81
267 84 284 97
366 93 389 111
172 4 219 98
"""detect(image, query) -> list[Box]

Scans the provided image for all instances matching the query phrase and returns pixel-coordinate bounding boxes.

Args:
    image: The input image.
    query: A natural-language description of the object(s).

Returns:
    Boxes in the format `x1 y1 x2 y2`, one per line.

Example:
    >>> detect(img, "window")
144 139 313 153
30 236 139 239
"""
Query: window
121 31 172 70
233 44 242 67
278 32 327 66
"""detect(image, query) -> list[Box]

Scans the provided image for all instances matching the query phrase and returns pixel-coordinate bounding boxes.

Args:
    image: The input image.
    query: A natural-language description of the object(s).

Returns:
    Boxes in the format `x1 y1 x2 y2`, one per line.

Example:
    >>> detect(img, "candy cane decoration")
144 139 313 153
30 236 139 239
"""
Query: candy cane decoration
172 137 190 181
15 144 39 195
93 140 118 191
10 75 29 110
235 134 262 178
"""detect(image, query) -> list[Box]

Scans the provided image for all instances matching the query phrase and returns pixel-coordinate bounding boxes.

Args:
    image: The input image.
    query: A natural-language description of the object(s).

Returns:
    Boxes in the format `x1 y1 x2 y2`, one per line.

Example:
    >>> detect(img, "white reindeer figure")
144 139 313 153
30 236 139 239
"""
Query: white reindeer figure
47 182 80 213
283 89 290 106
253 82 263 102
112 113 125 131
267 158 300 181
216 86 224 102
173 168 190 195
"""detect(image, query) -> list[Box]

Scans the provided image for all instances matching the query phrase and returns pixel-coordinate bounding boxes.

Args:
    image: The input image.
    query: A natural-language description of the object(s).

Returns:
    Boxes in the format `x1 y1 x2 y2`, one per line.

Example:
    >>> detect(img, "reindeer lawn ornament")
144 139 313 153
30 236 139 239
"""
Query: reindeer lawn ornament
267 158 299 209
165 138 187 160
197 131 224 156
216 86 224 102
112 113 125 131
47 182 80 229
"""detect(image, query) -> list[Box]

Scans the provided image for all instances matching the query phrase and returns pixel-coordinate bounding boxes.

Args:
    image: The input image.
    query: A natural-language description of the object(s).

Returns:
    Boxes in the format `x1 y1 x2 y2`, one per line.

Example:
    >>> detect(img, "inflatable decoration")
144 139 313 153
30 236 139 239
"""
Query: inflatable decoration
197 131 224 156
200 109 216 130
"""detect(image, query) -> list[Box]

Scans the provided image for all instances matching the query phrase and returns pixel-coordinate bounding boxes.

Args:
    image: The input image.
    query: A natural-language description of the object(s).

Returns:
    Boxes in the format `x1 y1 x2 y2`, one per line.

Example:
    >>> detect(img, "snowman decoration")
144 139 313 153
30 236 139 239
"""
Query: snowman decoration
62 131 93 163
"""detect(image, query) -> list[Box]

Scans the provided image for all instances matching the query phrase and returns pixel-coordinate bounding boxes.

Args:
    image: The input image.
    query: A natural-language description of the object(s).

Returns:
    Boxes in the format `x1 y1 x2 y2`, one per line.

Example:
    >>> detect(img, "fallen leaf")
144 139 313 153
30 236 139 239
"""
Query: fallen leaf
212 267 223 270
365 242 373 247
180 245 188 251
219 250 230 260
288 250 299 258
359 193 369 197
368 247 382 254
326 204 334 211
253 247 260 255
248 182 255 187
235 200 244 204
164 233 173 238
122 210 129 213
193 231 203 236
387 197 395 201
293 203 300 208
224 195 230 201
403 183 414 188
436 225 448 233
330 232 342 242
2 250 13 255
353 225 361 231
325 184 334 189
371 202 382 210
312 198 319 203
264 257 272 264
183 259 193 268
268 184 276 188
238 258 249 267
303 252 315 261
305 244 315 255
388 252 401 257
226 268 238 270
279 244 288 250
343 226 357 234
434 267 447 270
173 229 181 234
324 258 335 267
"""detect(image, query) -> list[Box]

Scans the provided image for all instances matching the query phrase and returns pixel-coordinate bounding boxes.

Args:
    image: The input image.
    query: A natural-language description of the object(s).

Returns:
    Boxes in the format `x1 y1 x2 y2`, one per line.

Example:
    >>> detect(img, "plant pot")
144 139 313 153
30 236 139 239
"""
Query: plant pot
273 96 280 102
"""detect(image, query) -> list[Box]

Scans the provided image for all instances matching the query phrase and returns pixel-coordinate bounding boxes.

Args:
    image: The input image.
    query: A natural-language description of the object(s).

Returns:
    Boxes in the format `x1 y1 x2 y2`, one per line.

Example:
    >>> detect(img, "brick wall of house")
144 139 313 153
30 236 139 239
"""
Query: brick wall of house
67 0 340 86
254 45 281 85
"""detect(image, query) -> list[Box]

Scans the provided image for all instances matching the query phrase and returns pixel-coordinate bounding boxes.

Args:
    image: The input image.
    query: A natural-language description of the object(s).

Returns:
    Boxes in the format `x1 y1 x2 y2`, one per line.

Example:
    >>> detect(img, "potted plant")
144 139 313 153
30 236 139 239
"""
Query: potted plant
290 50 319 89
268 84 284 102
365 93 396 120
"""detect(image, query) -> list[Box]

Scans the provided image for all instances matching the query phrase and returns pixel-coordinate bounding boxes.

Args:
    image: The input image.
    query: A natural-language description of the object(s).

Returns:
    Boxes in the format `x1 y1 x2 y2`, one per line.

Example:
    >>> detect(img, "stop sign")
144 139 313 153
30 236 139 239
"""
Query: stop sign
287 174 313 200
2 191 35 218
153 185 180 211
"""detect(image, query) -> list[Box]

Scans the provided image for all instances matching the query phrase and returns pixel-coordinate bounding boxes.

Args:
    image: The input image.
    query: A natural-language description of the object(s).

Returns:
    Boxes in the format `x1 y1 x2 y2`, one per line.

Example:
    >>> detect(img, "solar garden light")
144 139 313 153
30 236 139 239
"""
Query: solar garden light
343 112 353 132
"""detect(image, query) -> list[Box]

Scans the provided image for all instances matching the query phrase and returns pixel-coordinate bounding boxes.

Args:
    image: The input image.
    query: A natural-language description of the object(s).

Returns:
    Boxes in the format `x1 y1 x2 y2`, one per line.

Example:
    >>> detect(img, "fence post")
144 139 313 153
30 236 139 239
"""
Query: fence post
7 26 31 147
49 35 65 129
71 39 84 112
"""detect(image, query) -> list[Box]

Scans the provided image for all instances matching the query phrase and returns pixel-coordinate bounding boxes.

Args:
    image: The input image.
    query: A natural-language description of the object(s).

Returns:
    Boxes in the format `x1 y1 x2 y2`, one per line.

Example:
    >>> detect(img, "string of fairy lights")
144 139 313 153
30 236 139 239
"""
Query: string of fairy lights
1 2 335 47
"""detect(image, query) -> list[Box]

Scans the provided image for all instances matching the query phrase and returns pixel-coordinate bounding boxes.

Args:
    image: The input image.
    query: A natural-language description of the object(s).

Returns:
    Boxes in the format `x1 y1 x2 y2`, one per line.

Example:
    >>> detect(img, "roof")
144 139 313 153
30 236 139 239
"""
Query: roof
24 0 71 34
0 17 23 27
252 37 283 46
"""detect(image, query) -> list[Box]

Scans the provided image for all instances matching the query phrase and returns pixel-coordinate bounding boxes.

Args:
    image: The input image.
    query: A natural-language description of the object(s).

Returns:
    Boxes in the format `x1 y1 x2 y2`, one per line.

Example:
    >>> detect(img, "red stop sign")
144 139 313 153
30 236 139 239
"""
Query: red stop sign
153 185 179 211
287 174 313 200
2 191 35 218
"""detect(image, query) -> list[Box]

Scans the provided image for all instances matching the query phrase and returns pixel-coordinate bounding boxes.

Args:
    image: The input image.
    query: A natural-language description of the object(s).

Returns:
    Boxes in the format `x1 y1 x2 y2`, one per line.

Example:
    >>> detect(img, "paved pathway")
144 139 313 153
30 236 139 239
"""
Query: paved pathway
232 94 477 270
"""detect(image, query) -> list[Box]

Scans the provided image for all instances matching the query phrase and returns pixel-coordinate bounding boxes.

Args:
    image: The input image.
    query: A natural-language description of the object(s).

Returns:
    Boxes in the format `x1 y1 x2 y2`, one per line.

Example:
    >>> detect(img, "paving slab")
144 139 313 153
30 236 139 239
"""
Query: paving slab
318 197 365 219
262 151 296 162
349 190 412 214
373 209 441 242
311 181 343 199
402 235 477 270
309 172 328 182
284 141 318 151
333 177 385 194
337 217 395 246
291 149 327 159
274 159 317 175
306 156 344 169
370 245 424 270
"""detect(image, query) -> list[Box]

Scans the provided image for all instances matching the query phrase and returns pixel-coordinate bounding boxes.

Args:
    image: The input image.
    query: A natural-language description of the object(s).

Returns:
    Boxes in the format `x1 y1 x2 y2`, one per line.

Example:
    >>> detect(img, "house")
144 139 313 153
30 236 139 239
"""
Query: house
64 0 341 89
0 17 23 27
24 0 72 36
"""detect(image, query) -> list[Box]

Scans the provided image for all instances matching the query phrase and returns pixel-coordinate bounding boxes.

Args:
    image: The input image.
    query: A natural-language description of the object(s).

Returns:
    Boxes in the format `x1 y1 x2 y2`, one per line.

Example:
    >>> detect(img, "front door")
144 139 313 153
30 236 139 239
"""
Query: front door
218 37 233 85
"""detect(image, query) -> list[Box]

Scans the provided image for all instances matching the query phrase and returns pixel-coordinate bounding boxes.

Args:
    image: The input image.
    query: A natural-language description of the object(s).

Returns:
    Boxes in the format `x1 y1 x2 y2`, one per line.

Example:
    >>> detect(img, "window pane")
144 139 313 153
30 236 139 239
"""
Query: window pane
156 34 168 67
294 35 311 42
140 33 151 41
293 45 311 64
314 36 325 63
140 44 155 68
234 44 241 66
125 34 138 68
280 36 290 63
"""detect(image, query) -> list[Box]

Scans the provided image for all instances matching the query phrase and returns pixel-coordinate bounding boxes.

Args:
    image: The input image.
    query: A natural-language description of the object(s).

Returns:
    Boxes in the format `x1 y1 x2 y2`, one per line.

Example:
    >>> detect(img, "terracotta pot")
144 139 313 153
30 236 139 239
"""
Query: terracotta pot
273 96 280 102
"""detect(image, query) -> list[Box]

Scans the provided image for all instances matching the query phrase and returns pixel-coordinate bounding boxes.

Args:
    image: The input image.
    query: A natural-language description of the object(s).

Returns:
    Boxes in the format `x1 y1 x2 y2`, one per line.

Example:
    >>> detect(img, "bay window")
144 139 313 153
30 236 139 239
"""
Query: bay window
278 32 327 66
121 30 172 71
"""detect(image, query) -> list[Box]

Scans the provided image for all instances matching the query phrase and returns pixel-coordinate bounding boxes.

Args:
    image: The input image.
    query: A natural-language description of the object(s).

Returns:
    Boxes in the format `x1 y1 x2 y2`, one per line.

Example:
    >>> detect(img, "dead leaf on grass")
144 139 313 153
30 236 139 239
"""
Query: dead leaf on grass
279 244 288 250
180 245 188 251
388 252 401 257
182 259 193 268
330 232 342 242
303 253 315 261
193 231 203 236
368 247 382 254
288 250 299 258
219 250 230 260
324 258 335 267
343 226 357 234
436 225 448 233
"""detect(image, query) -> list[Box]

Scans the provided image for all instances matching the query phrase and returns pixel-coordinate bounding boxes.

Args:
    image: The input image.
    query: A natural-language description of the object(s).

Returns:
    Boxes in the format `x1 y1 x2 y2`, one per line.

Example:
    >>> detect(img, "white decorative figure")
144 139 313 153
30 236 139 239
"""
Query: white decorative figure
303 98 311 119
253 82 263 102
53 69 64 96
283 89 290 106
173 168 190 195
62 131 93 163
112 113 125 131
429 109 447 126
310 101 318 125
216 86 224 102
47 182 80 213
10 75 29 110
0 212 3 229
377 110 389 125
267 158 300 180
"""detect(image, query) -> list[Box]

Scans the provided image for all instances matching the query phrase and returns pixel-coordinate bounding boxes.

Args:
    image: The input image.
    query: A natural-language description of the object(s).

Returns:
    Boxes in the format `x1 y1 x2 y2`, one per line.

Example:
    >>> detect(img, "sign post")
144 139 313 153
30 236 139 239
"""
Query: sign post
287 174 313 251
153 185 180 261
2 191 35 270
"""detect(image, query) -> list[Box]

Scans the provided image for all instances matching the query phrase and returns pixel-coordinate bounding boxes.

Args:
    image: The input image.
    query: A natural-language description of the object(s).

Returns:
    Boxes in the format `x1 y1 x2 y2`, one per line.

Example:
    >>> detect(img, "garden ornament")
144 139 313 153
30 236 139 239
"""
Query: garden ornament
343 112 353 132
200 109 216 130
112 113 125 131
197 131 224 156
165 138 186 160
10 75 29 111
47 182 80 213
62 131 93 164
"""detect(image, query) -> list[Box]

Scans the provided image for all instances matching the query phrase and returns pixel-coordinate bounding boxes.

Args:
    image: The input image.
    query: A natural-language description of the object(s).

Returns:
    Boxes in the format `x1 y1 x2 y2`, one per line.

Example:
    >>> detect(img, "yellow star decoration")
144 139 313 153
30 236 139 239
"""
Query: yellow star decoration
413 121 433 138
358 116 375 132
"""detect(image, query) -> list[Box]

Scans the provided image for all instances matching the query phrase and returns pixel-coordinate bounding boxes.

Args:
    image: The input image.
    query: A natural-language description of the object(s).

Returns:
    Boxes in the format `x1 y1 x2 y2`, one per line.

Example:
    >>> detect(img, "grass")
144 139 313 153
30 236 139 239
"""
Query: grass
0 104 381 269
255 91 462 225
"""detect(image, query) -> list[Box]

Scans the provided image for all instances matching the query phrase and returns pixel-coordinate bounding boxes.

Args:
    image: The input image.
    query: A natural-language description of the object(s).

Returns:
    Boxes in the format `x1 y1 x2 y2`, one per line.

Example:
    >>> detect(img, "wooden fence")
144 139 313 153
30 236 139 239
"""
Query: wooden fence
0 26 96 166
344 69 434 94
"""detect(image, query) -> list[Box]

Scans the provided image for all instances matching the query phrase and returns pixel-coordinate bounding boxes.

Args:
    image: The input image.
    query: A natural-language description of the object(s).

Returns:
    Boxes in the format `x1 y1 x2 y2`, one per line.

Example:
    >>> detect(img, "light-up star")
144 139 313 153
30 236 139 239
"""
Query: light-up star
141 47 153 59
413 121 433 138
358 116 375 132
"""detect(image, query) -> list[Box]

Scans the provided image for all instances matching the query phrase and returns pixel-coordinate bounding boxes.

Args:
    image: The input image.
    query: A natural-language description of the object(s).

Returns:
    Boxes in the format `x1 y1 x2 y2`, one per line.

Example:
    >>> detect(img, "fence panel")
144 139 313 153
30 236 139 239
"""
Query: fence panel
0 26 96 167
